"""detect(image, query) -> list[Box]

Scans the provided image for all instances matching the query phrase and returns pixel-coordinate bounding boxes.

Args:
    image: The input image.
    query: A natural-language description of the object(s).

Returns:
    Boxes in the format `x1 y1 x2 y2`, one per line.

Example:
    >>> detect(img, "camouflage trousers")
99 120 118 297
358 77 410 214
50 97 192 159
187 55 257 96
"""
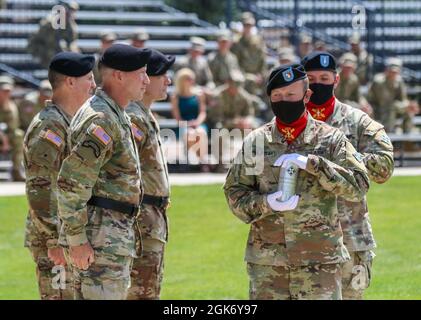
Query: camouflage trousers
67 250 133 300
247 262 342 300
341 250 374 300
28 246 73 300
127 239 165 300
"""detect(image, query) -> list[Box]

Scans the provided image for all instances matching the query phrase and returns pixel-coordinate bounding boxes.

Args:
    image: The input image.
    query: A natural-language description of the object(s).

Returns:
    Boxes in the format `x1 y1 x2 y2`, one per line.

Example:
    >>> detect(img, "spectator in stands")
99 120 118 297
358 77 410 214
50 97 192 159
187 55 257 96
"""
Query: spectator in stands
175 37 215 91
18 80 53 131
296 33 313 59
93 30 117 85
277 47 299 65
335 52 372 115
208 30 241 87
209 69 256 131
27 0 79 68
0 75 24 181
367 57 419 133
314 40 327 52
170 68 209 170
130 28 150 48
348 33 373 85
231 12 267 96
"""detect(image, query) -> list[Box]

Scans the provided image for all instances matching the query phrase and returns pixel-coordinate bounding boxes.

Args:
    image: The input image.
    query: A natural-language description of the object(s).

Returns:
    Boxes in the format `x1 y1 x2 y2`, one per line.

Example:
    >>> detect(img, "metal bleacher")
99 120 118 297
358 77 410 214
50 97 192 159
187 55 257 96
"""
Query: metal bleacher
0 0 222 179
241 0 421 83
0 0 220 125
0 0 218 77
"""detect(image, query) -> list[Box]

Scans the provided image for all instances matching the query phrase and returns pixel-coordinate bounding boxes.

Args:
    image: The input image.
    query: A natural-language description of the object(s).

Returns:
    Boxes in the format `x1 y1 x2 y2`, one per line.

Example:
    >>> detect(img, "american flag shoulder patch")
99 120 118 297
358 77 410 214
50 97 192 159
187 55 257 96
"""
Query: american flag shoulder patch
43 129 63 148
91 125 112 146
131 123 144 142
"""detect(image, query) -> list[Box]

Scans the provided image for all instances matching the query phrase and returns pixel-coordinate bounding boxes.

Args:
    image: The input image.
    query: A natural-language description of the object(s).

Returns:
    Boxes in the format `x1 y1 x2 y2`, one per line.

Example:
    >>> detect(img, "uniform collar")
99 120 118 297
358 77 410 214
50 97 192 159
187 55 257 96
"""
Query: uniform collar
95 88 130 126
326 98 343 127
45 100 72 126
266 112 318 146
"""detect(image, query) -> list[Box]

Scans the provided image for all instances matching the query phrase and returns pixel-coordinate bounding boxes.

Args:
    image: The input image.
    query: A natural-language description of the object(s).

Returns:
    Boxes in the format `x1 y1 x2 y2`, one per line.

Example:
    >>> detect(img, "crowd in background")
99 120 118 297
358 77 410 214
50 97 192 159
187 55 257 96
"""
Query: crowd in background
1 5 420 178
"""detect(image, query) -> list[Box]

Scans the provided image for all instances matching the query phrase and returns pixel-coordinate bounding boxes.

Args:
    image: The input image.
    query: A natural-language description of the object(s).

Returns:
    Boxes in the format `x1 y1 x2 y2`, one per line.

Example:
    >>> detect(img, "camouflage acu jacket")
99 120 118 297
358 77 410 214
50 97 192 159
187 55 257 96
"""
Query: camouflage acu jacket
324 99 394 251
223 114 369 267
24 101 71 248
57 89 142 258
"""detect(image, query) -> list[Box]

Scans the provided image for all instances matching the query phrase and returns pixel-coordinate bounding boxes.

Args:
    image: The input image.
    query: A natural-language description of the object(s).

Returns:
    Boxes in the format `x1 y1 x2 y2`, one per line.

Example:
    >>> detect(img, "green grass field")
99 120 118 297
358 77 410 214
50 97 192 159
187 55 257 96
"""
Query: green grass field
1 176 420 299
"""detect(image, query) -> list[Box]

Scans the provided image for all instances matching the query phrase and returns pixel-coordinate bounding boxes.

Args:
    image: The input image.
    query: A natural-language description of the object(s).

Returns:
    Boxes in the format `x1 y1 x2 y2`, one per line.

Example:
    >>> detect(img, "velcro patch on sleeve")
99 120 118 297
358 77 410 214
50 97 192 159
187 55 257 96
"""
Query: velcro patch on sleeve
42 129 63 148
90 125 112 146
131 123 144 142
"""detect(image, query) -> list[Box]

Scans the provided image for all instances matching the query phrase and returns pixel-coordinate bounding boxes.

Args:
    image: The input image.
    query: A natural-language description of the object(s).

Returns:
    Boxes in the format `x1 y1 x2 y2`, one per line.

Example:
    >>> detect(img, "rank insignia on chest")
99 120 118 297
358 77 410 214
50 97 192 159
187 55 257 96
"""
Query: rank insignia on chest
281 127 296 140
43 129 63 148
92 125 111 146
131 123 144 142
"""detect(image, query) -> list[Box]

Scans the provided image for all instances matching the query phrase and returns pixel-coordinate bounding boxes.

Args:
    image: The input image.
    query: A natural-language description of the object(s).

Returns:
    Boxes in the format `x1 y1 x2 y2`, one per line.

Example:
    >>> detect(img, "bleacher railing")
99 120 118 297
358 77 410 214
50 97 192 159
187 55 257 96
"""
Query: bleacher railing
234 0 421 83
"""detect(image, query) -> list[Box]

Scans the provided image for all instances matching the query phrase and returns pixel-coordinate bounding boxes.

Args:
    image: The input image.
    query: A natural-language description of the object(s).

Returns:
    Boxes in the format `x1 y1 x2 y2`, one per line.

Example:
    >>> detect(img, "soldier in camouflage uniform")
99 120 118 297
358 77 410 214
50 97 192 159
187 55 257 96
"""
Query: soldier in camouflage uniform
303 51 394 299
57 44 151 300
209 69 256 130
224 64 369 300
208 30 241 87
175 37 215 90
24 52 96 300
93 30 117 86
130 28 149 49
335 53 361 105
18 80 53 132
126 49 174 300
231 12 267 96
27 1 79 68
0 75 25 181
367 58 419 133
348 33 373 85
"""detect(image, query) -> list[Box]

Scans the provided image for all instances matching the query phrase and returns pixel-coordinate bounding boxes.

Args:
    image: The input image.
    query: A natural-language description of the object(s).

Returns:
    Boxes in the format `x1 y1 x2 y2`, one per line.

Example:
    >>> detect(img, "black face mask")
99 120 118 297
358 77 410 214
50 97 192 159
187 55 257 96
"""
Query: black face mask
309 83 335 105
271 95 306 124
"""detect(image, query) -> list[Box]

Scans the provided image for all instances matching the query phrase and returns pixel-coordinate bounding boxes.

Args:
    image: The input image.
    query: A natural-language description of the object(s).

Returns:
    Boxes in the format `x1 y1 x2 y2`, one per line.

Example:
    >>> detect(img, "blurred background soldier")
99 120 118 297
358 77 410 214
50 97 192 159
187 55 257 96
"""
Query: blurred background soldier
368 57 419 133
208 30 241 87
93 30 117 85
18 80 53 132
277 47 299 66
210 69 256 131
27 0 80 68
130 28 150 48
296 33 313 59
0 75 24 181
175 37 215 90
335 53 372 116
231 12 267 96
348 33 373 85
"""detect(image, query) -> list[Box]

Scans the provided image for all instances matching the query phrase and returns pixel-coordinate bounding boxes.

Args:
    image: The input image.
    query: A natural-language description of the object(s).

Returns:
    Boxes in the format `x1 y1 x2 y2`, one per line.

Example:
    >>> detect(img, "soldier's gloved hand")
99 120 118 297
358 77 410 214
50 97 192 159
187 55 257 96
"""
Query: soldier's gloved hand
266 190 300 212
48 246 67 266
274 153 308 170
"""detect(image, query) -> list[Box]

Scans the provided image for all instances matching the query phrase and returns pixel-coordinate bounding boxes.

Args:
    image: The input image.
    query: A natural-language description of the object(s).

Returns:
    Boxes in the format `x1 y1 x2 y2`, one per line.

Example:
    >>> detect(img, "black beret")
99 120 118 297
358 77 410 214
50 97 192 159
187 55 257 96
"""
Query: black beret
100 44 152 72
146 49 175 76
49 52 95 77
301 51 337 72
266 63 307 95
